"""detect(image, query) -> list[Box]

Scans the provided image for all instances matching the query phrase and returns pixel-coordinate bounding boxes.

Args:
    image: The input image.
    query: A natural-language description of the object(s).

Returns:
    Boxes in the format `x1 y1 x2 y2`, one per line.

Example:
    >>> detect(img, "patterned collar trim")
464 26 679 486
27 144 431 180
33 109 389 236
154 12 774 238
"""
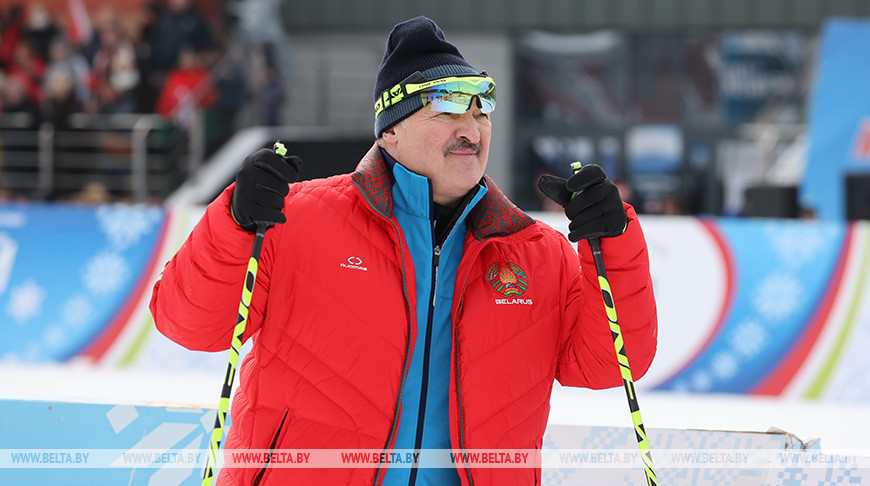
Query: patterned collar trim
352 143 535 240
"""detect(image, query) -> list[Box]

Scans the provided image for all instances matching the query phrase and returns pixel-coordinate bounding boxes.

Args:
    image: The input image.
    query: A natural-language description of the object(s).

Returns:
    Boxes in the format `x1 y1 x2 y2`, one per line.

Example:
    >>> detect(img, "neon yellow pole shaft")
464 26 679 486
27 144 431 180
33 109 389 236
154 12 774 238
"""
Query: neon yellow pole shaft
202 225 264 486
203 142 289 485
571 161 657 486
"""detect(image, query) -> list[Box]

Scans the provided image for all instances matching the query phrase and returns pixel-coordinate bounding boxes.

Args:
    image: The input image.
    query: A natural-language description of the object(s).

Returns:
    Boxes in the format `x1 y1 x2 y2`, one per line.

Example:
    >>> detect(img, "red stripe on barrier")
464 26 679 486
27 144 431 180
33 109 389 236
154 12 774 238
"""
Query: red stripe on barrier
658 218 737 383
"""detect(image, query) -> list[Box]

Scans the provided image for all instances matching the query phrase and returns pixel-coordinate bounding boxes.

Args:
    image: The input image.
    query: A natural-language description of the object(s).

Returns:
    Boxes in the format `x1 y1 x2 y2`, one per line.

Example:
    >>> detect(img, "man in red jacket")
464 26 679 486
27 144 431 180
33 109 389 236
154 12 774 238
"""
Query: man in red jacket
150 16 657 486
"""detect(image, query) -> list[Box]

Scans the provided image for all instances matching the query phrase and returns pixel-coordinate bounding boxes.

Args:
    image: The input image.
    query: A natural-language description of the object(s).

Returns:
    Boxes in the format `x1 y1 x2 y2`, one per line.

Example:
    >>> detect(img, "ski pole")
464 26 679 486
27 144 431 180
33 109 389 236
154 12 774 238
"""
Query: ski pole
571 161 657 486
202 142 290 486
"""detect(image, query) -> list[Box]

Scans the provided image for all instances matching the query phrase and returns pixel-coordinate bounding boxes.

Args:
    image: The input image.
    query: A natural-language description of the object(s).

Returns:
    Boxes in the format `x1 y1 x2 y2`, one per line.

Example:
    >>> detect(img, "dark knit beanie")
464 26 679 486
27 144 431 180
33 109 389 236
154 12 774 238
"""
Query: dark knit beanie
374 16 480 138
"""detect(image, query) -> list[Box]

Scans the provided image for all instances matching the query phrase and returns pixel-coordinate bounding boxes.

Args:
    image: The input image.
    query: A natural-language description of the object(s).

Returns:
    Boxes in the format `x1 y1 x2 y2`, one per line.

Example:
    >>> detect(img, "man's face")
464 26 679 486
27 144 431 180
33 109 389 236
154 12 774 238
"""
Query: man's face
382 103 491 207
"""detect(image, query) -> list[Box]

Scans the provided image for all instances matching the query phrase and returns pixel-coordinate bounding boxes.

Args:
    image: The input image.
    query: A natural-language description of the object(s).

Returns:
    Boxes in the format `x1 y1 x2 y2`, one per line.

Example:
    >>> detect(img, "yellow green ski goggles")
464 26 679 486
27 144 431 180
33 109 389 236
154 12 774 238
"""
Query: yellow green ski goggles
375 71 496 117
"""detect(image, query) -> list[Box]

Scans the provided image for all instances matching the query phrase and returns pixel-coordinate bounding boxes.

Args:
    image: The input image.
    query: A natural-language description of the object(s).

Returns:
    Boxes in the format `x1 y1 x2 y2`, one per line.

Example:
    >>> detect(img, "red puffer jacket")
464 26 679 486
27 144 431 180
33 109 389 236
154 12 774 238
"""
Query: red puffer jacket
150 144 657 485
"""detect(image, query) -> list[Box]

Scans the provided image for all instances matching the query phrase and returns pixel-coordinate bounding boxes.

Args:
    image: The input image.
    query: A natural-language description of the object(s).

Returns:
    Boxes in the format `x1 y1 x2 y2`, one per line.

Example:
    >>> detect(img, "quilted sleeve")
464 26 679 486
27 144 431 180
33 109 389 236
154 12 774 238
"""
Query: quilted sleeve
150 184 273 352
555 202 658 389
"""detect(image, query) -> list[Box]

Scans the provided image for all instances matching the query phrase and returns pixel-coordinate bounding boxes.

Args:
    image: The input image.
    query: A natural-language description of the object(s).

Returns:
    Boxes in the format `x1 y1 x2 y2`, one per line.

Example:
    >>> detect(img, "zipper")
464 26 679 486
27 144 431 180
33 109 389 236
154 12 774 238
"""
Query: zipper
432 245 441 299
353 180 415 486
409 179 458 485
408 243 441 486
252 410 289 486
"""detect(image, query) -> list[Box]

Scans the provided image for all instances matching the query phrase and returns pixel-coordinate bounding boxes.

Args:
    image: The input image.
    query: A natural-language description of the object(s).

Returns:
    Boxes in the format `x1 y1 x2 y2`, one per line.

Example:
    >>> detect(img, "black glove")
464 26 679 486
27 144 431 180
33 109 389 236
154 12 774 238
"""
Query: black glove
537 164 627 242
231 148 302 231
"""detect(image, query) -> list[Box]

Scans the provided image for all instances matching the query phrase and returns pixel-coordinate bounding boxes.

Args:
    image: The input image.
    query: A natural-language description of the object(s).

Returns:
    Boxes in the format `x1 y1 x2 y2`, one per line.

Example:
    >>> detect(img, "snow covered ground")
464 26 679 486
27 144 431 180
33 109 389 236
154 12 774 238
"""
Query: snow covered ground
2 363 866 452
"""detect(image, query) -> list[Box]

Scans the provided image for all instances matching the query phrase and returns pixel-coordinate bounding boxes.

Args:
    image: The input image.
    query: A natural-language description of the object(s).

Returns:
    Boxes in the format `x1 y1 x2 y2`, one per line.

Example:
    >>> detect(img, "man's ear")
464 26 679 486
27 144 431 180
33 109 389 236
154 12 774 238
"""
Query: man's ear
381 125 399 145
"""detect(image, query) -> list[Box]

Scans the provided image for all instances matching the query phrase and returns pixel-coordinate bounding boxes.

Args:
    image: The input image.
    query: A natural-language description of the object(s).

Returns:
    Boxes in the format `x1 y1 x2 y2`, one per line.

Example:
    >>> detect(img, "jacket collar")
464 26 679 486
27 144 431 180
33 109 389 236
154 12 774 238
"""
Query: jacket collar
352 143 535 240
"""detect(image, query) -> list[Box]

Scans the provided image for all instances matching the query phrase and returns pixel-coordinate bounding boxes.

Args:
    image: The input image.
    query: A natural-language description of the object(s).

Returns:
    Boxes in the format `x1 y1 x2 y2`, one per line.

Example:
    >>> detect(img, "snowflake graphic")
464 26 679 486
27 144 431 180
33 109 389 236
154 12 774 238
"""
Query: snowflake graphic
753 273 803 322
96 204 162 250
62 295 93 327
763 221 838 269
711 352 739 380
691 370 713 391
729 319 768 357
24 342 41 361
6 279 45 324
0 350 22 364
43 324 66 350
83 252 129 295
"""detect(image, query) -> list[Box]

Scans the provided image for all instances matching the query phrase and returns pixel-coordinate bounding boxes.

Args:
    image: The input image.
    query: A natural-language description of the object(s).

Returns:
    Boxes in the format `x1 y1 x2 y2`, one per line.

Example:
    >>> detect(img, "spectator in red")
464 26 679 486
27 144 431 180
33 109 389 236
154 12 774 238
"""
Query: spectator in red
0 5 26 69
6 40 46 107
155 46 215 127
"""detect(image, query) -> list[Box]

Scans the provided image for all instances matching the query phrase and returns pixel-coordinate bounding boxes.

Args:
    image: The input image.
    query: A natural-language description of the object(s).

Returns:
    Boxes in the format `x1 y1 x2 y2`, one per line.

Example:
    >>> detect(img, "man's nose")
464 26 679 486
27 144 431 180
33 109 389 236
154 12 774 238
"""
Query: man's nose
455 111 481 144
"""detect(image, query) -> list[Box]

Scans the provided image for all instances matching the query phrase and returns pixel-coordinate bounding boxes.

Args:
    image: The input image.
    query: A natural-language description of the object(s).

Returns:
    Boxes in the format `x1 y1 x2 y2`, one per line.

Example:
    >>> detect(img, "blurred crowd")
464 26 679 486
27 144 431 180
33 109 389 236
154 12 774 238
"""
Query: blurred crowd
0 0 281 204
0 0 255 133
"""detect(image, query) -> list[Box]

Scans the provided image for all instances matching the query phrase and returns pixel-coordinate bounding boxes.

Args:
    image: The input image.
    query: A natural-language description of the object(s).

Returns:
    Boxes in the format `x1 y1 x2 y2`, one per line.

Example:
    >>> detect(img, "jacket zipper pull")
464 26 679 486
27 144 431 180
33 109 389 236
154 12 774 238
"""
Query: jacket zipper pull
433 245 441 301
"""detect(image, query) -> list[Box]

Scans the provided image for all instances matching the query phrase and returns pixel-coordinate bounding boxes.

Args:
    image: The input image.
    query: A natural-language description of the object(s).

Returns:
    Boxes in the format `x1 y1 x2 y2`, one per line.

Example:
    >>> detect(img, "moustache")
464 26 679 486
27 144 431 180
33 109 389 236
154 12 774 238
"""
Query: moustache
443 139 481 157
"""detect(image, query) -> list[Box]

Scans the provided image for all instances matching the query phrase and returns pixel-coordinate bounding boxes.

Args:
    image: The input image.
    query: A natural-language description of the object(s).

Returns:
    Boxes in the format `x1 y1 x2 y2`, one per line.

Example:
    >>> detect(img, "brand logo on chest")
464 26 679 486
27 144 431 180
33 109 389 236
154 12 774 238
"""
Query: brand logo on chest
340 256 368 271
